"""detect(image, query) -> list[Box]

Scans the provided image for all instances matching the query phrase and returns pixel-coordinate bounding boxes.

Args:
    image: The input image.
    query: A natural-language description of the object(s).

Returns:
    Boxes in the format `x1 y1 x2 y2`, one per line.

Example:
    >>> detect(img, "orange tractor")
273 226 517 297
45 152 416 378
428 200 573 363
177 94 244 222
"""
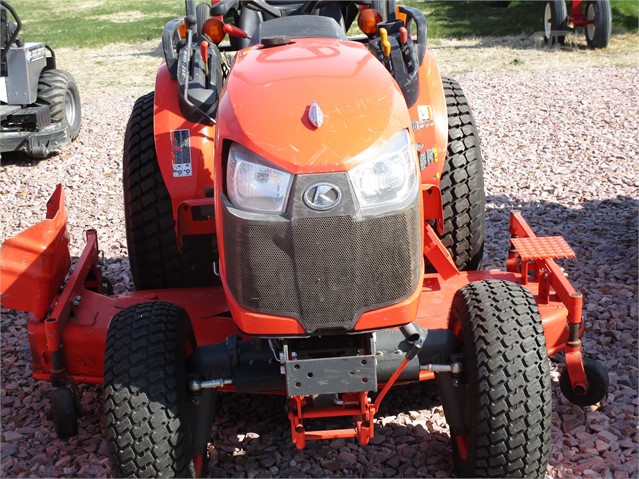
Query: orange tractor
0 1 608 477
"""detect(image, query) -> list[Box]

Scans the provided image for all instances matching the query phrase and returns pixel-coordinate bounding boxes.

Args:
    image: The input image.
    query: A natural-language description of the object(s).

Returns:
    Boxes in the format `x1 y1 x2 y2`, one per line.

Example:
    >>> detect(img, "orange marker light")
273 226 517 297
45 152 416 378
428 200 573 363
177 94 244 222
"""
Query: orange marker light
178 20 188 39
358 8 382 36
202 17 226 44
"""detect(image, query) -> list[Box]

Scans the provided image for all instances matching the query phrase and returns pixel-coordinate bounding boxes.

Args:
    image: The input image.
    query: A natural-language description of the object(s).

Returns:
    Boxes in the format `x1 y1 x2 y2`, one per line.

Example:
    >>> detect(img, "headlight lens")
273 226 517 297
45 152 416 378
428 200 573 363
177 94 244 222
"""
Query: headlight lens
227 143 293 214
347 129 418 211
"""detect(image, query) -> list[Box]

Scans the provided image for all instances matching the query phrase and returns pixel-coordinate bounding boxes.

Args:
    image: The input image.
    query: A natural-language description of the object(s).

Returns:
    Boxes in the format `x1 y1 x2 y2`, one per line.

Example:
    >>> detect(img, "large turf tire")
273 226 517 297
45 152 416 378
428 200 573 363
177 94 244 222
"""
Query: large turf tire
544 0 568 46
123 92 216 290
449 280 551 478
585 0 611 49
104 302 194 478
438 77 486 271
37 69 81 140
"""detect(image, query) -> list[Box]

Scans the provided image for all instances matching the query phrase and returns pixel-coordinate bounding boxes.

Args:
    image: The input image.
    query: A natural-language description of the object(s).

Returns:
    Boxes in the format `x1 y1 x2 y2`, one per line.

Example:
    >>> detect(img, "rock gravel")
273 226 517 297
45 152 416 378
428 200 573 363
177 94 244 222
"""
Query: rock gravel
1 43 637 478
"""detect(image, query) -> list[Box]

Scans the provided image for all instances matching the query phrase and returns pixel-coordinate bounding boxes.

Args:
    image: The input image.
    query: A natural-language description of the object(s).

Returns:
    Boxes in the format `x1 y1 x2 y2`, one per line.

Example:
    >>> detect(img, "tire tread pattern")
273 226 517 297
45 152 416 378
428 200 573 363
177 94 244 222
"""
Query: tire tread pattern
123 92 214 290
37 69 81 140
103 302 193 478
454 280 551 478
439 77 486 271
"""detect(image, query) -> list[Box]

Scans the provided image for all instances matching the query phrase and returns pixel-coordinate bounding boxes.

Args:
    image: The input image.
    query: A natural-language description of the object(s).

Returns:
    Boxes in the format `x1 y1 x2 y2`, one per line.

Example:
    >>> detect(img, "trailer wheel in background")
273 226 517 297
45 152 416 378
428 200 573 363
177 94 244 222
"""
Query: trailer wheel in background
544 0 568 46
585 0 612 49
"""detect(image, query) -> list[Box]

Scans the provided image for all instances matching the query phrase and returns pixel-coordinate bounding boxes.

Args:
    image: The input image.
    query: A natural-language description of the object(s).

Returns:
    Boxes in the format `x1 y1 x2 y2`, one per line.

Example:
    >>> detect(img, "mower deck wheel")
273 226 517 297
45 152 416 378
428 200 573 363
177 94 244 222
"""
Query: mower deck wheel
585 0 612 49
559 357 609 406
37 69 82 140
437 77 486 271
544 0 568 46
104 302 195 478
449 280 551 478
51 387 79 439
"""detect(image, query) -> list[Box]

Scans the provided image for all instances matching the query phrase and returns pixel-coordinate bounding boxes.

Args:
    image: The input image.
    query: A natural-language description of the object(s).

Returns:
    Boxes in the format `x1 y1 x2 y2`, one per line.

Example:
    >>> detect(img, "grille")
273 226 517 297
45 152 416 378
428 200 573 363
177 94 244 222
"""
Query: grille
223 199 421 332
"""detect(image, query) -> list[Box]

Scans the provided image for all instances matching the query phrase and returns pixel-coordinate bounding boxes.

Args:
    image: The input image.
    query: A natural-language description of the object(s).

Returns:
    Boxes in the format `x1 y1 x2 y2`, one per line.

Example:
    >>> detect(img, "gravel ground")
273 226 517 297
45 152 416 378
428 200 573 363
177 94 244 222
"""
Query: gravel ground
1 49 638 478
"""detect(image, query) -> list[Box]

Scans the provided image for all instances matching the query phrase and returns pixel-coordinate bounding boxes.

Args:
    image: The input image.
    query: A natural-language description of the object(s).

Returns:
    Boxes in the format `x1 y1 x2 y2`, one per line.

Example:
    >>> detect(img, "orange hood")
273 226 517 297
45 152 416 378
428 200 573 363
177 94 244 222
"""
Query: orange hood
217 38 412 174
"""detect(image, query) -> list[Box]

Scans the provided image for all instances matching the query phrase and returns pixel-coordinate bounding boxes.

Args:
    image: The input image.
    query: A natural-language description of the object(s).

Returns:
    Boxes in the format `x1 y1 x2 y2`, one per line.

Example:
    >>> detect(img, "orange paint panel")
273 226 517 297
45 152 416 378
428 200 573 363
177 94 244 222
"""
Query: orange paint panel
216 38 411 174
0 185 70 319
154 65 216 224
354 278 422 331
409 50 447 187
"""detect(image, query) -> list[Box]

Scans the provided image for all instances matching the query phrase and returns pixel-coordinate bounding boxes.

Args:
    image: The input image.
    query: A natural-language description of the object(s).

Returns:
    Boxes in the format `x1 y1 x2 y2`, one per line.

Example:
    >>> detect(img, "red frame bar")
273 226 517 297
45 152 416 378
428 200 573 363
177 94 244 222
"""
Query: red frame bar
44 229 102 378
509 211 587 390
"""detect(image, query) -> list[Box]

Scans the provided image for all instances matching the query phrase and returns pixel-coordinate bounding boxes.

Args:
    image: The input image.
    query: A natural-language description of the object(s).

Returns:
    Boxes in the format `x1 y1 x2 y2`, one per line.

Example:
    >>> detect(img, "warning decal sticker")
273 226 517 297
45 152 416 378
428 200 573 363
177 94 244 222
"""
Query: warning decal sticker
417 105 432 123
171 129 192 177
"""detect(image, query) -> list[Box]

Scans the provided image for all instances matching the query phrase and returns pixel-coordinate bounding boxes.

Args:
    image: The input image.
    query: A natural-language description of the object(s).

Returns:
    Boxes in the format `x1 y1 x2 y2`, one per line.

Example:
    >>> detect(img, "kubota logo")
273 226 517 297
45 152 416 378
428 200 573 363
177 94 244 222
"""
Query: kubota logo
303 183 341 211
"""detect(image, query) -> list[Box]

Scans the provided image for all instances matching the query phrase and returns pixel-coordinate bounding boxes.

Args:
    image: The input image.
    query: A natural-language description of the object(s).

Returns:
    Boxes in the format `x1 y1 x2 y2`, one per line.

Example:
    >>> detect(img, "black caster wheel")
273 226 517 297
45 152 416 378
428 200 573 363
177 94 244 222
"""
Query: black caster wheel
560 357 609 406
51 387 79 439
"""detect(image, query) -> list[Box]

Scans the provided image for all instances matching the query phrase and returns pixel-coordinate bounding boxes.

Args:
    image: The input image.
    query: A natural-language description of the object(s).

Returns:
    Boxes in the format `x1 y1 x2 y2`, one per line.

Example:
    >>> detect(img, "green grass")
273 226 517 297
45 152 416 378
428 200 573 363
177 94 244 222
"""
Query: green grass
14 0 182 47
11 0 639 48
410 0 638 38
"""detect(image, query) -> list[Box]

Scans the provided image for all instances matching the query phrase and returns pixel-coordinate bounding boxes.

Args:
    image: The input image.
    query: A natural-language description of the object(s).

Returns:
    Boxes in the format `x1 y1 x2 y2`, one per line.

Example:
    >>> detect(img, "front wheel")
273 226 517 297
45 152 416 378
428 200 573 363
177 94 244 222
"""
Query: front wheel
449 280 551 478
585 0 612 49
104 302 195 478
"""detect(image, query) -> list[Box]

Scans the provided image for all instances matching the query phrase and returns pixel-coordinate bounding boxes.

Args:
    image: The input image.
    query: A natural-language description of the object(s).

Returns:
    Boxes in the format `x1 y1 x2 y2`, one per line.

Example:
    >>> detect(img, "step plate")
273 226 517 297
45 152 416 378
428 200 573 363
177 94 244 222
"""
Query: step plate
511 236 576 262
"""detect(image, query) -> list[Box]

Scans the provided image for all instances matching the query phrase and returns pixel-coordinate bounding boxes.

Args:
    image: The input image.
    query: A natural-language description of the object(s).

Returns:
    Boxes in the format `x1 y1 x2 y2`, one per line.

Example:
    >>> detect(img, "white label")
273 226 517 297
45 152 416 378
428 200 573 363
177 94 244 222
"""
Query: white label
171 129 193 177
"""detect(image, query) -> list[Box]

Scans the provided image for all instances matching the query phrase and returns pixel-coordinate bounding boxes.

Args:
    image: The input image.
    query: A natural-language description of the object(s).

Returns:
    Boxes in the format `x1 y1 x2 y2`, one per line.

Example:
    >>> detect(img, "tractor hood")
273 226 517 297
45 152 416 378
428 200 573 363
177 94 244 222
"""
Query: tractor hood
216 38 412 174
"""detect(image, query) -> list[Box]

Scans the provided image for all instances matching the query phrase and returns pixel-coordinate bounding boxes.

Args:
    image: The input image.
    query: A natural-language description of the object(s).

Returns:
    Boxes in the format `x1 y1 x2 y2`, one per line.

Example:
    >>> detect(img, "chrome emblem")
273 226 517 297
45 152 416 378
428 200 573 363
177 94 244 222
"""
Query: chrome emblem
308 101 324 129
303 183 341 211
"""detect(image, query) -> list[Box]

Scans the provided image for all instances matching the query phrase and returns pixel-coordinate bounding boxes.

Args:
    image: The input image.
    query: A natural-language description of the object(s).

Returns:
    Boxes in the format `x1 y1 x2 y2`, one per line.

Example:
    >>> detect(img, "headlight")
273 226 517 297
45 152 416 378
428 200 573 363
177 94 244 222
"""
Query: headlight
347 129 418 211
227 143 293 214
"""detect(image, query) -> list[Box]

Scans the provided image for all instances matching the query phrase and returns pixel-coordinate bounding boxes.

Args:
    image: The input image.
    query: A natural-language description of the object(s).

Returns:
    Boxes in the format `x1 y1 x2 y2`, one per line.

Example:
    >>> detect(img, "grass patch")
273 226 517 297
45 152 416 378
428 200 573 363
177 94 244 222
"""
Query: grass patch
10 0 639 48
13 0 182 47
410 0 637 38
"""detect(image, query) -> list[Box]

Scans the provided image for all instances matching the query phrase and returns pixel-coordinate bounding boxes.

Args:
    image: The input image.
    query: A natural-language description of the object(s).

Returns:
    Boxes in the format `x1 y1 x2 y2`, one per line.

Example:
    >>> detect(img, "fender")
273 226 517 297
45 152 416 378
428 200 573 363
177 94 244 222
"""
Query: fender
153 64 217 244
408 49 447 229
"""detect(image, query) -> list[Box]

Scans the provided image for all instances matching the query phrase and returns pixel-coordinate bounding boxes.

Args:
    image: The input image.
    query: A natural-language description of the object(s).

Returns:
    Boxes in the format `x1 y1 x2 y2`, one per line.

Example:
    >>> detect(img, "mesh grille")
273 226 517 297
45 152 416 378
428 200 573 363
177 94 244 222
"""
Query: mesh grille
223 200 421 332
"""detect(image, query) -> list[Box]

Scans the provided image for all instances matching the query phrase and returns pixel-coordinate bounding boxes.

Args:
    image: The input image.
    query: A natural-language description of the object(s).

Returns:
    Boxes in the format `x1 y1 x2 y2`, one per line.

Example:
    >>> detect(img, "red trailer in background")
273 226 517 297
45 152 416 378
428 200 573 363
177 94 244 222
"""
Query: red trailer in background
544 0 612 48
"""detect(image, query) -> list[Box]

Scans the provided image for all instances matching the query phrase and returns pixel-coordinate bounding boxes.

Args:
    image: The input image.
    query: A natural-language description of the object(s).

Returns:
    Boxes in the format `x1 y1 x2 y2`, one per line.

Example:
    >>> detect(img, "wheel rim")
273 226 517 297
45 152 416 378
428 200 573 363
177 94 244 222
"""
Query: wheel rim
65 89 76 127
544 3 552 38
586 3 596 40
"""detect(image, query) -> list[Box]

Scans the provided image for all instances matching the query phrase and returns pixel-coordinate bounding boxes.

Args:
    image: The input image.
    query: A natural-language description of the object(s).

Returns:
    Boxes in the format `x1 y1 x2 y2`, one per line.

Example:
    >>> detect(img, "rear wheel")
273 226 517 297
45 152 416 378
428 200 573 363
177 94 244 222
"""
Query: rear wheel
449 280 551 478
544 0 568 46
438 77 485 271
37 69 81 140
123 92 216 290
585 0 611 49
104 302 195 478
